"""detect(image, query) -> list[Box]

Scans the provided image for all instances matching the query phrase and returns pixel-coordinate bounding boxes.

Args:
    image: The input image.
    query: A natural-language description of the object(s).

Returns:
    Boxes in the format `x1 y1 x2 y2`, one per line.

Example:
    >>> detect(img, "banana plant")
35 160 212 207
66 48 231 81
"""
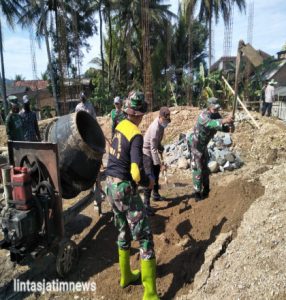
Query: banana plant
193 63 214 107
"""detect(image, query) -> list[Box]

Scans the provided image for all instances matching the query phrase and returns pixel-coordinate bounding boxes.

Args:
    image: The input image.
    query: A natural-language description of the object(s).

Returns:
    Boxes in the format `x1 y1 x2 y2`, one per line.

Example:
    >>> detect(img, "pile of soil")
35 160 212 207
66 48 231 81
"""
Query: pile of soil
187 162 286 299
0 126 7 146
232 113 286 164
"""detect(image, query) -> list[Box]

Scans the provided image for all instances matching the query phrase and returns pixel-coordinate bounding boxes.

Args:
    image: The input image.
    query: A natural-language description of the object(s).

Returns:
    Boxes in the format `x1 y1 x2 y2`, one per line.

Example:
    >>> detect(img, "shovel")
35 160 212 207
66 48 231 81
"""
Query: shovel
160 152 168 185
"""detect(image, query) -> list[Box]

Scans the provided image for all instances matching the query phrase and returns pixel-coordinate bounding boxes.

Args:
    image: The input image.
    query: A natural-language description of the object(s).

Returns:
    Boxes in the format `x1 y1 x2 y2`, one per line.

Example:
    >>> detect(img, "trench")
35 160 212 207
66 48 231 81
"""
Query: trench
156 175 265 299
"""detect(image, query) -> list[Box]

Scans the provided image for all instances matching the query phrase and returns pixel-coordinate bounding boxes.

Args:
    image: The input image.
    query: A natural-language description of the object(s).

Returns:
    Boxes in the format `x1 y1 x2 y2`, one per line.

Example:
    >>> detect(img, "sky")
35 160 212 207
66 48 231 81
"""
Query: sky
0 0 285 80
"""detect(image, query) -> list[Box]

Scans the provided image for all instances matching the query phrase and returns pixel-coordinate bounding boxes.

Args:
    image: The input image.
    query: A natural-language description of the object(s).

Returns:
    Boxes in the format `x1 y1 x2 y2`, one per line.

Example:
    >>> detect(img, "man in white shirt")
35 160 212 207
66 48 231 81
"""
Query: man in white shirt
262 79 277 117
75 92 96 118
143 107 171 215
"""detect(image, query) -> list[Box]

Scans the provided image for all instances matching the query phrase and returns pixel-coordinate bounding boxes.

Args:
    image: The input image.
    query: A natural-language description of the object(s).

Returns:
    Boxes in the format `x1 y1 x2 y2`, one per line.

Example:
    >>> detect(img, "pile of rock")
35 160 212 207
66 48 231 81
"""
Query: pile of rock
164 131 244 173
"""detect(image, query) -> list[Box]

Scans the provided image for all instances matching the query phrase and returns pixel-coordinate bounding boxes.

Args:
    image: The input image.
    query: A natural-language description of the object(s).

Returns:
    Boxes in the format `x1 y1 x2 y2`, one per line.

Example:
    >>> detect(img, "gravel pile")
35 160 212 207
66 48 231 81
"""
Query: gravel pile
164 131 244 173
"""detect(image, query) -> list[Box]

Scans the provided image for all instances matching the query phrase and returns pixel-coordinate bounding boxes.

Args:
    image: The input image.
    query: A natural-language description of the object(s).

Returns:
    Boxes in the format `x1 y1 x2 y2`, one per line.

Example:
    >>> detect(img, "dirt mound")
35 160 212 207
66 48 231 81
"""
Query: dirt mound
141 106 199 143
187 163 286 299
0 126 7 146
232 112 286 164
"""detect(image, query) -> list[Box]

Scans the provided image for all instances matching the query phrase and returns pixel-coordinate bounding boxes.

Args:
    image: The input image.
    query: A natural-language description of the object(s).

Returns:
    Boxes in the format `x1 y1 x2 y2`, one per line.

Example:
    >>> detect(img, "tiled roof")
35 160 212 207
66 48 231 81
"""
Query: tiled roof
14 80 48 91
7 86 30 95
264 60 286 80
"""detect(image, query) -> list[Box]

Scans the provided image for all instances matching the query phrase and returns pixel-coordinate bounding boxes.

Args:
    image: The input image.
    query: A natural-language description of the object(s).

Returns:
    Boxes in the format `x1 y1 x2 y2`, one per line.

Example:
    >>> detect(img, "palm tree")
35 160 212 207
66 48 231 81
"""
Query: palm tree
98 0 105 93
19 0 97 115
87 0 175 109
184 0 246 72
115 1 174 81
14 74 26 81
20 1 97 66
181 0 196 105
181 0 196 66
102 0 113 99
0 0 25 116
84 0 111 100
39 0 61 115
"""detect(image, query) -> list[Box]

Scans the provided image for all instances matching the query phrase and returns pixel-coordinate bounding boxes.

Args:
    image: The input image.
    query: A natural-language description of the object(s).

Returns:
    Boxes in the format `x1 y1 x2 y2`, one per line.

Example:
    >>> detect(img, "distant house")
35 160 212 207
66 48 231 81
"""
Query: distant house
6 86 31 99
11 80 54 110
1 78 94 115
275 86 286 97
210 56 236 73
13 80 48 91
277 50 286 61
62 78 93 98
264 57 286 86
59 78 93 114
264 51 286 121
210 49 271 73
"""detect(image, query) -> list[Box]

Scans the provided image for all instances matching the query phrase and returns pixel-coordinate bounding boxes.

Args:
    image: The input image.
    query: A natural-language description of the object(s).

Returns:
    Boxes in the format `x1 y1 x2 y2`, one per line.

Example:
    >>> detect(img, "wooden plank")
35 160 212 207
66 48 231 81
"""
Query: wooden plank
222 76 260 129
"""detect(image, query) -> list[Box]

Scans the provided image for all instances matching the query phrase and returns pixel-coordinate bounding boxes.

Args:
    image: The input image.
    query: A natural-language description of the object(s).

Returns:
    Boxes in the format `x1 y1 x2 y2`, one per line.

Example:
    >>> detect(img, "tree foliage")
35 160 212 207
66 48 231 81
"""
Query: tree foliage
1 0 266 117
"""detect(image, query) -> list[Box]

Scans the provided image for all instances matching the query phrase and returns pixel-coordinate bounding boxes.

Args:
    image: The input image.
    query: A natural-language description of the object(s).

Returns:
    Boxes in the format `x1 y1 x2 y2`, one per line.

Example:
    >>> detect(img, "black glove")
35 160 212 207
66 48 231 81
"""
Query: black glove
158 144 164 154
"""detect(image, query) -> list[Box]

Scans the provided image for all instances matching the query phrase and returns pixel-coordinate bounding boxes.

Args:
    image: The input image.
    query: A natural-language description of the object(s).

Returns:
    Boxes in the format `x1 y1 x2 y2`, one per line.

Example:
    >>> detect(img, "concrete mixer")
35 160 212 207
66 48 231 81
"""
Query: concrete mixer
0 111 106 276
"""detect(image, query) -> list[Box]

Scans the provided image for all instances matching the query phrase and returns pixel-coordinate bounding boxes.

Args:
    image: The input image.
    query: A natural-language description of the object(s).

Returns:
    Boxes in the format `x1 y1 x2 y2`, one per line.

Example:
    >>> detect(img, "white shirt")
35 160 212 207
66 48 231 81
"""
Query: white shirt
265 85 275 103
75 101 96 118
143 117 164 165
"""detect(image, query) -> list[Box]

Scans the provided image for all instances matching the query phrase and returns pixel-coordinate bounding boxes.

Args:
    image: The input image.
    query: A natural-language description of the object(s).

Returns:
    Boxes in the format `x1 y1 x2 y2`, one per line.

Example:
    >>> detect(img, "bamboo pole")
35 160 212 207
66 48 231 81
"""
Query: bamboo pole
233 41 243 116
222 76 260 129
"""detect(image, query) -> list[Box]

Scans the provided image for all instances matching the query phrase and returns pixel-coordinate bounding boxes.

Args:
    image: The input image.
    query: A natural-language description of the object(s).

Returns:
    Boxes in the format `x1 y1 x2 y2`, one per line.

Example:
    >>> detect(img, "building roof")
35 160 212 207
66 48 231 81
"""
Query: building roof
275 86 286 97
264 59 286 81
257 49 271 60
6 86 30 96
14 80 48 91
211 49 271 72
210 56 236 72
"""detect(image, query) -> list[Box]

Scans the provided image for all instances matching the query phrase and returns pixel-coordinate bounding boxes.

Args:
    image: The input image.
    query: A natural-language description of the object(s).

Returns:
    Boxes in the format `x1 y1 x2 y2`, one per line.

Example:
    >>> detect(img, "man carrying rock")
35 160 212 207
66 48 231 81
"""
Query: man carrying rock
189 97 234 201
143 107 171 216
105 90 159 299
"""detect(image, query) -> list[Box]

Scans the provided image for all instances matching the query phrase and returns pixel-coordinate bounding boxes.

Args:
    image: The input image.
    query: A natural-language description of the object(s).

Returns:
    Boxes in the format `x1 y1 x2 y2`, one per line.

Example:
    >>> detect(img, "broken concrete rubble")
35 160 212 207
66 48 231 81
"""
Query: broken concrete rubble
164 131 244 173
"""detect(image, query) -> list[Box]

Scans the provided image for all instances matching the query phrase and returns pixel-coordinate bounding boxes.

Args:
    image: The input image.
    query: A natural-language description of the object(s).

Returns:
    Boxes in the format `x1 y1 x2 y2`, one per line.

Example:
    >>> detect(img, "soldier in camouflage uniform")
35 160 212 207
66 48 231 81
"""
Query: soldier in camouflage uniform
110 96 126 137
5 96 24 141
189 97 234 201
105 90 159 299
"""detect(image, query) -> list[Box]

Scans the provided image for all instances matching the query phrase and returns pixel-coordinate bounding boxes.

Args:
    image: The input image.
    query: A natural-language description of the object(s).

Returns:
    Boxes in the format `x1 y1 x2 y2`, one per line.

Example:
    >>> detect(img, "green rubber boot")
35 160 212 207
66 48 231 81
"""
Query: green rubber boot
118 248 140 288
141 259 160 300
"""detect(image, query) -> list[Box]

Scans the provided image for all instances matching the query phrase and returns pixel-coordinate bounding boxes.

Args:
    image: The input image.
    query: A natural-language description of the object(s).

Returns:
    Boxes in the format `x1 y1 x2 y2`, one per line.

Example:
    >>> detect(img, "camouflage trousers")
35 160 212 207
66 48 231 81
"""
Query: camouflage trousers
106 178 155 260
191 147 210 193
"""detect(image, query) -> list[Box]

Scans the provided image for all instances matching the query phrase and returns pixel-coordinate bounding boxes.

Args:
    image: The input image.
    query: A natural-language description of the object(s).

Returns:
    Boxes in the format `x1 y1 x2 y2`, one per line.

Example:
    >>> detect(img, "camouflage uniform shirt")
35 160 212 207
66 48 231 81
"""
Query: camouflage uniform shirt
111 109 126 137
191 110 224 152
5 113 24 141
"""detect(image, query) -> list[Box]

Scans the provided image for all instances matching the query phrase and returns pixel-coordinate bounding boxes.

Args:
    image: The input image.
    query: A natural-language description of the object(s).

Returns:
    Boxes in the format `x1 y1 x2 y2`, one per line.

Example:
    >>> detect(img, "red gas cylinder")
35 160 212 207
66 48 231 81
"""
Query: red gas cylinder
11 167 33 210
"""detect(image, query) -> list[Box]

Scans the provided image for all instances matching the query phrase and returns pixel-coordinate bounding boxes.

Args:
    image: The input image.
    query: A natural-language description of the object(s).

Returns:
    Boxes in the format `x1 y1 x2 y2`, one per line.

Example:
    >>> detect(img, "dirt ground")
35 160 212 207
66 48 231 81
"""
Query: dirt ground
0 107 285 299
